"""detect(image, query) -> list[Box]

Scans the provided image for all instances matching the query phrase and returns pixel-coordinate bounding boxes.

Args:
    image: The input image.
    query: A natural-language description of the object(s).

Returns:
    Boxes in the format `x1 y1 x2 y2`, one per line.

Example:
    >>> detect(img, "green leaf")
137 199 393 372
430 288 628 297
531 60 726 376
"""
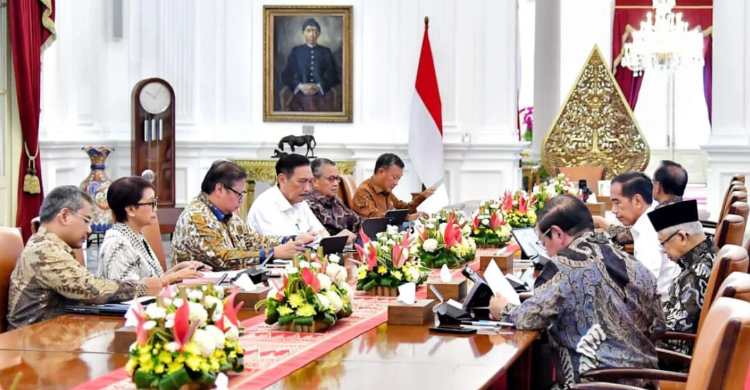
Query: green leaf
322 313 336 326
293 316 314 326
156 368 192 390
379 277 392 287
133 370 160 389
278 314 296 326
363 280 378 291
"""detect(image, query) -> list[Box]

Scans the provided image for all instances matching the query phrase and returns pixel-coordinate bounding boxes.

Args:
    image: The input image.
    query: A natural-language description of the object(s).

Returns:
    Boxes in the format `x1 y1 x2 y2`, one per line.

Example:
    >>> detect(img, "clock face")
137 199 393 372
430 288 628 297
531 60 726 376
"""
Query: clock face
139 82 172 115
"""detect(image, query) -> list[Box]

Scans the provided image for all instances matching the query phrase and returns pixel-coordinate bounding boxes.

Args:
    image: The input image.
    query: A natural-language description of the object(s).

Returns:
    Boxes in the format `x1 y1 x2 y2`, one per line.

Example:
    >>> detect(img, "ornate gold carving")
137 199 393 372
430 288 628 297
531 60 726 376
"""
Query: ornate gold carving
541 45 650 180
232 159 356 218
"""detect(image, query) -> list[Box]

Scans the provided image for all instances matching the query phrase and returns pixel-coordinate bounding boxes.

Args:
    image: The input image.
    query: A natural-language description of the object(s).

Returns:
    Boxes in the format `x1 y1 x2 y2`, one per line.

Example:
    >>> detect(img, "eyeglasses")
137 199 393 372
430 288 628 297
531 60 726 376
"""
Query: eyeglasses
659 230 686 247
67 209 93 227
316 175 342 184
225 185 246 199
136 198 159 209
536 227 551 247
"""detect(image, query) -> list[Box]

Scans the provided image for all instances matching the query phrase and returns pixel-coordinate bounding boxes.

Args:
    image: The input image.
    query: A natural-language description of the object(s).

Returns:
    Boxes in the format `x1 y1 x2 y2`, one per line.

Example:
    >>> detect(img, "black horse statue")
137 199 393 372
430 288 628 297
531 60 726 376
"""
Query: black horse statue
277 134 317 157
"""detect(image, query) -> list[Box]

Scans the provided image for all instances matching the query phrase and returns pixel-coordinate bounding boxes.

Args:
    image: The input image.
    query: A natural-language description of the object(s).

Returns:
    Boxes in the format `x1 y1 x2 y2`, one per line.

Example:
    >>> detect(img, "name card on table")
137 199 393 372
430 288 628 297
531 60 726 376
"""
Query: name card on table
236 287 271 311
586 202 606 217
426 278 468 302
387 299 436 326
478 252 514 273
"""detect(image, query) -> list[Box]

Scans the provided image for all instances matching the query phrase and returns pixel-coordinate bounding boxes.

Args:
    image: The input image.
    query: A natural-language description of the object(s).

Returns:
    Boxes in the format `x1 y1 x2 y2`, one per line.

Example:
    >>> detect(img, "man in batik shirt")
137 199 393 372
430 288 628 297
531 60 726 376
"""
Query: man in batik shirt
490 196 665 389
171 160 311 271
306 158 361 244
648 200 715 356
7 186 161 330
597 160 687 245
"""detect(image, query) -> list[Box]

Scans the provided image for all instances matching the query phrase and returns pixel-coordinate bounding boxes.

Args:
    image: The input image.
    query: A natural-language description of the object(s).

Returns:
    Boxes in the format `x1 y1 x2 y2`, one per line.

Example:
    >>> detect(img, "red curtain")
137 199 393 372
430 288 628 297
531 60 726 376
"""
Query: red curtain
10 0 55 241
612 0 712 117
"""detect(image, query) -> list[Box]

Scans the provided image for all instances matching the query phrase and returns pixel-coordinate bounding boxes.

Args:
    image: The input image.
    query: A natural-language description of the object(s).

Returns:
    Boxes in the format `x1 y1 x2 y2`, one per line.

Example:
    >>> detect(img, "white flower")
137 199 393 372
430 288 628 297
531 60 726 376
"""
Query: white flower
188 290 203 301
143 320 156 330
317 273 332 290
329 254 341 264
165 342 180 353
162 297 173 306
299 260 311 269
215 288 224 299
326 291 344 312
490 202 499 209
188 301 208 326
316 293 330 310
340 283 354 302
423 238 438 253
462 224 471 236
225 325 239 341
285 266 299 275
482 219 490 226
205 325 226 349
327 263 347 285
439 223 447 233
311 262 322 269
165 319 174 328
129 342 137 352
533 185 540 193
426 223 435 229
192 329 217 357
211 304 224 322
386 239 395 247
380 245 389 252
204 295 222 309
173 299 184 308
410 268 420 282
201 285 207 291
386 225 400 235
145 303 166 320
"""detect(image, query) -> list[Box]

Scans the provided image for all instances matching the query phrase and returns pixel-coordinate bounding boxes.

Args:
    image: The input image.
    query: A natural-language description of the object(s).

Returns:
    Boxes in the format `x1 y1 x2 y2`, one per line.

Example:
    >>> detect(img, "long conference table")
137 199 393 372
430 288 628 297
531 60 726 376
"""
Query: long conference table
0 251 541 390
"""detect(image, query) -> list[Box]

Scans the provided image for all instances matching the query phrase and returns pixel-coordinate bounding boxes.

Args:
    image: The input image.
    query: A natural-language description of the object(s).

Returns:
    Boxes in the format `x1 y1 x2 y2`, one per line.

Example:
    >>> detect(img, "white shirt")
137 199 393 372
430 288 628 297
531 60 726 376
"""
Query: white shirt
246 186 325 236
630 204 681 302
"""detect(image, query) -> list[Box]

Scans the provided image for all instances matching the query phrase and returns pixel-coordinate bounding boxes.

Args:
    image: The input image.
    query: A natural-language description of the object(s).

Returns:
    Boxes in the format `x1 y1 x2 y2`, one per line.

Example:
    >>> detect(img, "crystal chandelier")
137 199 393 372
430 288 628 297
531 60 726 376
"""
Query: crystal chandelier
622 0 705 76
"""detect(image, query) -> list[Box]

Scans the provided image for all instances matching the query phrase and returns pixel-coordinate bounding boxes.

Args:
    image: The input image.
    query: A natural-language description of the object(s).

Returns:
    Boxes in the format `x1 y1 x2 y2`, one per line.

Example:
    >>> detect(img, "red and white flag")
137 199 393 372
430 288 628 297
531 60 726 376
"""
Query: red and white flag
409 20 445 193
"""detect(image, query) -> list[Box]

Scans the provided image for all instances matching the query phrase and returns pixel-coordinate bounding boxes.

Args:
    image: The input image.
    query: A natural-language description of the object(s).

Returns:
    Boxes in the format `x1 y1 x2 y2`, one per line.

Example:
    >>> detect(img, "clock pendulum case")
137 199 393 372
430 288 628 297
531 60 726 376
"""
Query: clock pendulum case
131 78 176 208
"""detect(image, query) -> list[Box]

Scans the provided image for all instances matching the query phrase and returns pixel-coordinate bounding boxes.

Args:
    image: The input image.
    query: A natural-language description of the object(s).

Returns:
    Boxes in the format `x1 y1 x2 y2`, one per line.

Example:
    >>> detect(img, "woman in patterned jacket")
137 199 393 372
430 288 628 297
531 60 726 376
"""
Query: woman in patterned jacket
98 176 206 283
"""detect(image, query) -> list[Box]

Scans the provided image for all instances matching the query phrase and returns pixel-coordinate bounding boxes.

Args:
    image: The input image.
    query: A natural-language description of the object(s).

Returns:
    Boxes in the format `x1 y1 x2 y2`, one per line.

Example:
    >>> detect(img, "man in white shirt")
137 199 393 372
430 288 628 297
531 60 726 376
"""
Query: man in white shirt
247 153 332 240
594 172 680 302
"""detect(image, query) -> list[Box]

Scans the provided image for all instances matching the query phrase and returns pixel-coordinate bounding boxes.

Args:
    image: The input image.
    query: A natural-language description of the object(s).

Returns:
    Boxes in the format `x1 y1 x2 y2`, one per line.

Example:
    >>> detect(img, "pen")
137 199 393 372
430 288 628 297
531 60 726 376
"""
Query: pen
216 273 228 285
461 321 516 328
460 325 501 331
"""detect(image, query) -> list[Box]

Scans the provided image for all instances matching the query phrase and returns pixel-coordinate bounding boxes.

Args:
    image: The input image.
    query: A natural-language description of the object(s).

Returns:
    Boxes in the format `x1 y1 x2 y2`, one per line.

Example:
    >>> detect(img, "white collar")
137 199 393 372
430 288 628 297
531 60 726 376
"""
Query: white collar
271 186 296 212
631 203 657 235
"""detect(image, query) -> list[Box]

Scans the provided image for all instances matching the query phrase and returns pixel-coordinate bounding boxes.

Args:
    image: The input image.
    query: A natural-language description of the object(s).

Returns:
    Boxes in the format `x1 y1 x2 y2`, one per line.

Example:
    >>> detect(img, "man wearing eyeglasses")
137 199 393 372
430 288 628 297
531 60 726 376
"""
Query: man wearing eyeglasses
306 158 361 244
247 154 334 241
7 186 164 329
172 160 311 271
489 195 664 388
648 200 715 356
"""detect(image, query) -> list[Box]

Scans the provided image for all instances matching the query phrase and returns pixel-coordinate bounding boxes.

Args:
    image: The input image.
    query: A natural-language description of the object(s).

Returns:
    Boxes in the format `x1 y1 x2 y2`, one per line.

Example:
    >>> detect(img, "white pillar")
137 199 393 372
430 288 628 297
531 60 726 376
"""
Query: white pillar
701 0 750 217
531 0 561 160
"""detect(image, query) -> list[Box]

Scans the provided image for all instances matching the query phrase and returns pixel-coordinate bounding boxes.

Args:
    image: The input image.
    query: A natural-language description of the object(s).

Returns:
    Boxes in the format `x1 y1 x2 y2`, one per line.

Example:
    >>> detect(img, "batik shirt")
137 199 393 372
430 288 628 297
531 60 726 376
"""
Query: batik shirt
608 196 683 246
7 227 147 330
171 193 283 270
98 223 164 281
661 237 716 355
306 190 363 236
502 232 665 389
352 177 426 218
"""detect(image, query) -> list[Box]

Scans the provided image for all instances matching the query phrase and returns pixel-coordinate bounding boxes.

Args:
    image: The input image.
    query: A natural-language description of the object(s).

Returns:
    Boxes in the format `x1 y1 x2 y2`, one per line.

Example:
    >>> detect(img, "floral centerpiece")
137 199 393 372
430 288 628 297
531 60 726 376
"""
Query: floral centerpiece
470 200 512 247
530 184 553 211
548 173 572 196
502 191 537 228
257 252 353 333
125 284 245 389
414 212 477 268
355 228 429 295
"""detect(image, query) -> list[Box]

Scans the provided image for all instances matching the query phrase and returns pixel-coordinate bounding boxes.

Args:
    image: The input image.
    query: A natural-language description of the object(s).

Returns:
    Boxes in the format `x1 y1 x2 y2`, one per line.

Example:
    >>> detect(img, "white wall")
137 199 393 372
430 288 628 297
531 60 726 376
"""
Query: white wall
39 0 525 207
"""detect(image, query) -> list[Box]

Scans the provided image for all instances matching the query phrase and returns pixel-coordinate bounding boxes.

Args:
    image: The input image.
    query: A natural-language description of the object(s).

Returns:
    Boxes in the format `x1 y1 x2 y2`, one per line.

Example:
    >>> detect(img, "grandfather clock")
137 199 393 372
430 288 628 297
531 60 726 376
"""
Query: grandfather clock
131 78 176 208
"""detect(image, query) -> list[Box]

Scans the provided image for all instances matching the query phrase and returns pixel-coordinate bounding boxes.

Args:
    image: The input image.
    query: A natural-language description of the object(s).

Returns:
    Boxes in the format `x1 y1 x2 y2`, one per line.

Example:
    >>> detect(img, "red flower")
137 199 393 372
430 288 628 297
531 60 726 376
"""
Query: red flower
503 191 514 212
302 268 321 292
473 214 480 230
224 286 244 328
392 231 411 269
173 297 200 351
444 213 462 248
519 196 528 214
490 212 504 230
132 300 149 347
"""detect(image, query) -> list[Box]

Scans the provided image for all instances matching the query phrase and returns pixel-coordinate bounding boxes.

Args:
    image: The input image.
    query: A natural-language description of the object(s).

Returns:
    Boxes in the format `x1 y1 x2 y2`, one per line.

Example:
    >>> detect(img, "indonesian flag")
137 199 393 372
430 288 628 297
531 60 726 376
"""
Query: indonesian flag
408 21 444 189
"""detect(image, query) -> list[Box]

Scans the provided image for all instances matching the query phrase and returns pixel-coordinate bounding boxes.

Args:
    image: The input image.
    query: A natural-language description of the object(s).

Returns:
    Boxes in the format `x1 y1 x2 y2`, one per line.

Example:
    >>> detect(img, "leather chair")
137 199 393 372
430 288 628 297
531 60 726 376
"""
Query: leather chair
142 214 167 272
557 166 607 195
338 175 358 210
718 272 750 303
714 214 746 248
573 297 750 390
731 174 745 184
698 245 750 335
703 186 746 230
0 227 23 333
156 207 184 236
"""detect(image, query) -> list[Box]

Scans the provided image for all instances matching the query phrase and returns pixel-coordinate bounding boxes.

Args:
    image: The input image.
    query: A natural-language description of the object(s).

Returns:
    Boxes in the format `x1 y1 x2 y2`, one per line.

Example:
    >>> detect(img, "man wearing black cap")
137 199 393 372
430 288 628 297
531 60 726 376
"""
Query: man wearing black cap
648 200 715 355
280 18 341 112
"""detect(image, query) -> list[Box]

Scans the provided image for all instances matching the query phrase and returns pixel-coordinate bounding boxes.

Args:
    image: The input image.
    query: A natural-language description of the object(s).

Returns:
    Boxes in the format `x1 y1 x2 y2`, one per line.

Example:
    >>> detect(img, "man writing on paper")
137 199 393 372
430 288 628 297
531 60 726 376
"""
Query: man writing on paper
7 186 164 329
352 153 435 221
172 160 309 271
489 195 664 388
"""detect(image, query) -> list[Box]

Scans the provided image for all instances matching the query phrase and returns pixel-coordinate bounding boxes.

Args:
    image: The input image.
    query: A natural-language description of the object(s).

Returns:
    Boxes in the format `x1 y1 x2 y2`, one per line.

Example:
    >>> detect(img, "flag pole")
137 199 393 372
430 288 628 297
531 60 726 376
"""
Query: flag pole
422 15 429 193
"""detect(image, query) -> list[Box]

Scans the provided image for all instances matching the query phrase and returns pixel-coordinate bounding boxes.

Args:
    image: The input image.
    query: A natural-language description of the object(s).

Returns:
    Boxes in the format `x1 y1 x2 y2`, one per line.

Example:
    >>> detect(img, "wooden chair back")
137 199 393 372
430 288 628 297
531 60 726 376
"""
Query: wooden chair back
338 175 358 210
718 272 750 304
0 227 23 333
715 214 746 248
557 166 607 195
698 245 750 335
142 214 166 272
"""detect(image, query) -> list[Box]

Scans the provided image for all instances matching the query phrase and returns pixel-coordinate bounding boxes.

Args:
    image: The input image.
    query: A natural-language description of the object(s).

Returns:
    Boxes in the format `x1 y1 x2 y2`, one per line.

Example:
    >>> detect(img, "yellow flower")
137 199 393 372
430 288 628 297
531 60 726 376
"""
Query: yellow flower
391 270 402 281
200 362 211 373
125 358 138 374
183 343 201 356
158 351 173 365
377 266 387 275
277 305 294 316
288 293 304 308
356 265 367 280
228 351 237 360
140 357 155 373
296 302 316 317
154 364 165 375
168 362 184 374
186 354 203 371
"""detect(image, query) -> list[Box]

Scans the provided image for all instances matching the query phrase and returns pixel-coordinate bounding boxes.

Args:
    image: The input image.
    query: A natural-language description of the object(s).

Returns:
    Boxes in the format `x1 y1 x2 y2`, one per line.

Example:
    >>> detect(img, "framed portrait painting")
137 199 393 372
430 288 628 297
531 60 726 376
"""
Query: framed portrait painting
263 6 353 123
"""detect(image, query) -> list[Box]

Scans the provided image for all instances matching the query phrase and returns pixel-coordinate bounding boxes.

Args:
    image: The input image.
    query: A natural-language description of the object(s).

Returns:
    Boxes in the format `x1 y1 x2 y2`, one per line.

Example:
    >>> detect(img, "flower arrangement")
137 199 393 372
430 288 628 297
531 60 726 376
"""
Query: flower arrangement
470 200 512 247
257 252 353 332
530 184 553 211
414 212 477 268
125 284 244 389
502 191 537 228
355 228 429 293
519 106 533 142
548 173 572 196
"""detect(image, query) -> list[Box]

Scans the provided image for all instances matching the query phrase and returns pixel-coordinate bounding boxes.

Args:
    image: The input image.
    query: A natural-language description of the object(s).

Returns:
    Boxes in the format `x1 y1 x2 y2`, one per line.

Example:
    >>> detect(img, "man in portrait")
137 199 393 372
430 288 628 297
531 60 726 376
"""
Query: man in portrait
280 18 341 112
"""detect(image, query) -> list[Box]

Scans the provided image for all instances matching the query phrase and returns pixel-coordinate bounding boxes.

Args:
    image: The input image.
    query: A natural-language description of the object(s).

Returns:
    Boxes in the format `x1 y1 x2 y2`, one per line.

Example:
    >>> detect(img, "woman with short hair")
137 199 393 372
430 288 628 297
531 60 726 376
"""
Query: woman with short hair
98 176 207 283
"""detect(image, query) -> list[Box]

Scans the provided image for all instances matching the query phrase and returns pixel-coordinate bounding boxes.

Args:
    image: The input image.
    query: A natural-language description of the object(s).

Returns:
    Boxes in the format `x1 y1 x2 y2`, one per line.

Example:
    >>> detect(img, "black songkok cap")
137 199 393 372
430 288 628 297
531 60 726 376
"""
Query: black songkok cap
647 200 699 232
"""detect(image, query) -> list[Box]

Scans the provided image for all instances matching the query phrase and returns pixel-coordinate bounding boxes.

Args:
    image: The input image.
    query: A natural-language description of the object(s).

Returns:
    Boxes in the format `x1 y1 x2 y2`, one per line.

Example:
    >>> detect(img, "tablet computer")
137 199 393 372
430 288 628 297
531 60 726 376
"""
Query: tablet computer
361 217 390 240
510 227 551 266
65 303 131 316
384 209 409 225
318 235 348 255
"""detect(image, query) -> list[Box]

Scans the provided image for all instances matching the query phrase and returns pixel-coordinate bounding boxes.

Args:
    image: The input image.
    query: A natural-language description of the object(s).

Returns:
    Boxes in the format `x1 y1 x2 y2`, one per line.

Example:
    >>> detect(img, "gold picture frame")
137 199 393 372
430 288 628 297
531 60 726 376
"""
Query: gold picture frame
263 5 353 123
